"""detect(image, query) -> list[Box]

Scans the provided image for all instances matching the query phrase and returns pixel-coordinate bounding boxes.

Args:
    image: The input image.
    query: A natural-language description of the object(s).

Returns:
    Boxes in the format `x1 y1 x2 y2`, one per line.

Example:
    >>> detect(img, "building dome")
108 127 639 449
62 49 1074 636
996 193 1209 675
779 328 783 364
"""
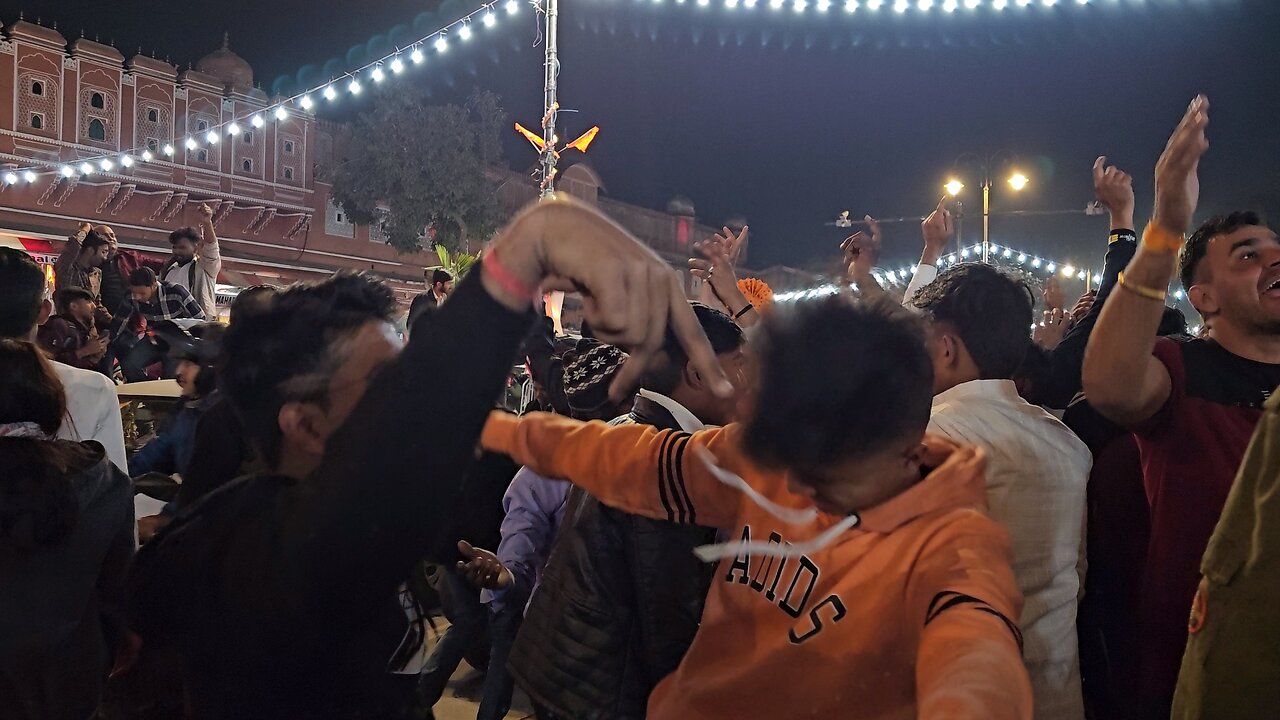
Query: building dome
666 195 696 217
196 33 253 88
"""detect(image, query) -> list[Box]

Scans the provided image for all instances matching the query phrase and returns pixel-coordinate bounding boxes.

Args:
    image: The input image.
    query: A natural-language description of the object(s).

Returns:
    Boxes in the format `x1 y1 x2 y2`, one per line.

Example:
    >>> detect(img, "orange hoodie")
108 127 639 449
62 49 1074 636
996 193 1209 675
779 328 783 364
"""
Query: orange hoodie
482 412 1032 720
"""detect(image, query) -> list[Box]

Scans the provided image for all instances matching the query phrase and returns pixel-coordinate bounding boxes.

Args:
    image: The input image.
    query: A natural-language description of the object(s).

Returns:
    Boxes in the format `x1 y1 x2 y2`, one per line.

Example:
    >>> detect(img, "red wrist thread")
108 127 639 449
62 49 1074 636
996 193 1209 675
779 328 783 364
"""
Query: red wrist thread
483 246 538 304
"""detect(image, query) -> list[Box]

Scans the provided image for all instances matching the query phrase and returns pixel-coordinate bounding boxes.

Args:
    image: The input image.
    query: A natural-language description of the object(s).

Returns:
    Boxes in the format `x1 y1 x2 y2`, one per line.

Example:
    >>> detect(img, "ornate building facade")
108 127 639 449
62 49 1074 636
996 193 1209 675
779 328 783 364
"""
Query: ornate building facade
0 18 738 311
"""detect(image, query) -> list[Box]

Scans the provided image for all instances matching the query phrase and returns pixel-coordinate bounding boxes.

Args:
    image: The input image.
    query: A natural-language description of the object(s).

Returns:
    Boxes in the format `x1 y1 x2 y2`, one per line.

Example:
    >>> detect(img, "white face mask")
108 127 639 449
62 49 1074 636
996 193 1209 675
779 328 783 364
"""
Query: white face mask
689 445 862 563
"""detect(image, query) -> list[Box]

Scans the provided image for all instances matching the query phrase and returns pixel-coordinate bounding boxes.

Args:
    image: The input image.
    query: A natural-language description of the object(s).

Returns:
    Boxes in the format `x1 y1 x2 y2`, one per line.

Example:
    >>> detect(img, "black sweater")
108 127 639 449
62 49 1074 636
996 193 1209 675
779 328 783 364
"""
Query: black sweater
126 268 533 718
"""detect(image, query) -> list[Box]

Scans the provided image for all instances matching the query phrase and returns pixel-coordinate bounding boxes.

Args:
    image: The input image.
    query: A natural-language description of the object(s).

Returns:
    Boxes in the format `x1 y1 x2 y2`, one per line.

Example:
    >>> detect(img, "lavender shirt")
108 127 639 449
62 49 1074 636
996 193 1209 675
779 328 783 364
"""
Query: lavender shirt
482 467 570 613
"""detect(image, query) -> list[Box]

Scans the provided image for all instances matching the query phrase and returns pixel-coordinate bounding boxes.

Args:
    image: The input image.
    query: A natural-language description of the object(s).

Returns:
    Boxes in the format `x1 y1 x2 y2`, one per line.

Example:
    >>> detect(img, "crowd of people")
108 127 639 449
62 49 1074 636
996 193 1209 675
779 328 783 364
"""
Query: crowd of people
1 94 1277 720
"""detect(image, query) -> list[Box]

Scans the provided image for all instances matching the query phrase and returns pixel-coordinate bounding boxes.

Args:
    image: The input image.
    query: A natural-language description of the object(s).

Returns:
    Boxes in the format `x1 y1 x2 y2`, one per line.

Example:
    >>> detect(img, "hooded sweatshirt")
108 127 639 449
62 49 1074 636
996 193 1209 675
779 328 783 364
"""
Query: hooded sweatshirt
481 412 1032 720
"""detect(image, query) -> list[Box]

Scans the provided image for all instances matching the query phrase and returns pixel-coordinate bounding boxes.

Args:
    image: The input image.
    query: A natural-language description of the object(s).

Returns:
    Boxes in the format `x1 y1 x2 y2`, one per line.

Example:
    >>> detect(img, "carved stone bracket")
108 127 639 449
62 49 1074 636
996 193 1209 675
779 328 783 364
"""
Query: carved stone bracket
110 184 137 215
96 182 122 214
38 176 68 206
212 200 234 227
149 190 175 220
53 177 80 207
285 214 311 241
163 192 189 222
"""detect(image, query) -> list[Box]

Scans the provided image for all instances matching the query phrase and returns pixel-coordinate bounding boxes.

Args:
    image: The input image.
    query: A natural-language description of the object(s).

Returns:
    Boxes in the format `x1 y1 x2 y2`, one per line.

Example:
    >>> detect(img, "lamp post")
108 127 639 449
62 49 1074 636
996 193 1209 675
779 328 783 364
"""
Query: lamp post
946 152 1028 264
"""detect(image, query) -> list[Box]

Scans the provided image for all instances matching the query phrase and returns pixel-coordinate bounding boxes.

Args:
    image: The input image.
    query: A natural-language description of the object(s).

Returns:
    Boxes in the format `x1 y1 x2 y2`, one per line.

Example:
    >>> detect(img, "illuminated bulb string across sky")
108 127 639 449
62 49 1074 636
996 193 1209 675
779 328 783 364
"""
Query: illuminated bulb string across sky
622 0 1218 15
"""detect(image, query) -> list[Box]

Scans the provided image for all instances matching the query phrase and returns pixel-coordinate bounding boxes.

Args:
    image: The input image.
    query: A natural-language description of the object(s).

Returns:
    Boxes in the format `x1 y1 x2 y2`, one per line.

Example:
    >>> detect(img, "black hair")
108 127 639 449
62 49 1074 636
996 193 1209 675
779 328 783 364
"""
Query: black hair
128 266 157 288
221 271 398 466
1180 211 1264 292
169 226 200 247
407 292 438 333
746 295 933 470
187 322 226 397
911 262 1034 380
0 339 90 551
431 269 453 286
643 302 746 395
1159 305 1190 337
0 248 45 339
81 230 111 251
229 285 278 324
54 288 95 316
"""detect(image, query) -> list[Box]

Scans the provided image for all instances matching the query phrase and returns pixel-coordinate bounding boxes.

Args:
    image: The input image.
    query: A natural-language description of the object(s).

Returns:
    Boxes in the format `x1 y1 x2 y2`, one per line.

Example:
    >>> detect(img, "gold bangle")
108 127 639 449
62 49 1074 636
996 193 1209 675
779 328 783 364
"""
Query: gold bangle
1117 271 1168 302
1142 223 1186 254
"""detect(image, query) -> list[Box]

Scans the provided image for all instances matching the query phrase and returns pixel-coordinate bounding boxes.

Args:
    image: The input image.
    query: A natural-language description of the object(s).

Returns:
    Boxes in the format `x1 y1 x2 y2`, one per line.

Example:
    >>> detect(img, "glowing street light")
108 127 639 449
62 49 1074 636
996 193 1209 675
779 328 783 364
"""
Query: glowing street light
944 179 965 196
1008 172 1030 191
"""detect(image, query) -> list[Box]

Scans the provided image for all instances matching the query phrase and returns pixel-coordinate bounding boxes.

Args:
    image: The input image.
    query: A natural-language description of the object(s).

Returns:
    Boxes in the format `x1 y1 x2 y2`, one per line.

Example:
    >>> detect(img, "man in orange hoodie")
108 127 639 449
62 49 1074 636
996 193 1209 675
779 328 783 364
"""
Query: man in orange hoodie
477 294 1032 719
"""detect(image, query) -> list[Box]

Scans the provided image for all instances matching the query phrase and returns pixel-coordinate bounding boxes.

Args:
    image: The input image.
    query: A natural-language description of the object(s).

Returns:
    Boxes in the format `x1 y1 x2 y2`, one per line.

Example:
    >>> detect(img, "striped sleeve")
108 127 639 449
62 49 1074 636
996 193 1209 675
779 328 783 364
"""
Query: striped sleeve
481 411 752 530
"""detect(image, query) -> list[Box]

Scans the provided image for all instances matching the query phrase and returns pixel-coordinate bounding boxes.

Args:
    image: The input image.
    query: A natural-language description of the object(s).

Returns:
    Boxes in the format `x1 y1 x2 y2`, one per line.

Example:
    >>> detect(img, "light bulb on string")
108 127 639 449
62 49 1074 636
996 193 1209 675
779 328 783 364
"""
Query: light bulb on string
61 166 76 177
163 144 175 156
3 172 17 185
390 57 404 74
227 122 241 136
1062 265 1075 278
1017 253 1026 263
206 131 219 144
1046 262 1057 273
769 0 784 9
411 47 424 63
275 106 288 121
483 9 497 26
845 0 859 10
251 114 264 128
324 85 338 100
371 66 385 82
793 0 807 11
816 0 831 9
1031 258 1041 268
80 163 94 175
918 0 933 10
299 94 315 109
459 23 472 40
23 170 37 182
435 35 449 53
185 137 198 150
120 155 133 168
349 78 362 94
141 150 153 162
100 159 113 171
506 0 519 13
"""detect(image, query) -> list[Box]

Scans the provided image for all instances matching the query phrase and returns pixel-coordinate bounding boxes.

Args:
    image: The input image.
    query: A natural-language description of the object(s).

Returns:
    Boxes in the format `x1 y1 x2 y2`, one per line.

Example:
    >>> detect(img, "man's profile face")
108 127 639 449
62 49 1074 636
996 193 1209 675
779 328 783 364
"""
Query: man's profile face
68 298 96 325
172 238 197 264
175 359 201 397
309 320 403 451
434 280 454 297
88 244 111 266
93 225 118 254
130 284 156 304
1197 225 1280 334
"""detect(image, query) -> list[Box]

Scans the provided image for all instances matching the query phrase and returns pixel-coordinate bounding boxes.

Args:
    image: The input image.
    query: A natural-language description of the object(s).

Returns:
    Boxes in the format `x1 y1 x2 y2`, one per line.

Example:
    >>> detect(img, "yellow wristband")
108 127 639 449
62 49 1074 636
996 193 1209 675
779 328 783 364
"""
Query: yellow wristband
1142 223 1186 254
1117 271 1168 303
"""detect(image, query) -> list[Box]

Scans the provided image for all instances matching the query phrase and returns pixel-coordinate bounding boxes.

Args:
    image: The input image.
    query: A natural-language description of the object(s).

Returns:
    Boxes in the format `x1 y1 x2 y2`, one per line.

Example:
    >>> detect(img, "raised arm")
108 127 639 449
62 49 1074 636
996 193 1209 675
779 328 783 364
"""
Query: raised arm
902 199 954 307
195 203 221 277
690 226 759 327
911 515 1031 720
1084 97 1208 425
1033 157 1139 408
482 411 770 531
56 222 91 289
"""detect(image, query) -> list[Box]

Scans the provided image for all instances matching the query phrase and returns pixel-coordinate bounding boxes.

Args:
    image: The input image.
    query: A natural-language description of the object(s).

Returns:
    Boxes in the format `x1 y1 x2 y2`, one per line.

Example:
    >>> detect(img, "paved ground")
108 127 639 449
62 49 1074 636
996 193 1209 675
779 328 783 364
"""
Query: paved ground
425 620 534 720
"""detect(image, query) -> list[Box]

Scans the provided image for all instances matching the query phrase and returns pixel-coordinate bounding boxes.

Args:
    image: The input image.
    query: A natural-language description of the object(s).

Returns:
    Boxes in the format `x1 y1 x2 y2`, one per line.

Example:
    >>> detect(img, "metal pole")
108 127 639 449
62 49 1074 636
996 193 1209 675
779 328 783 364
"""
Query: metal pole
955 201 964 258
539 0 560 197
982 179 991 264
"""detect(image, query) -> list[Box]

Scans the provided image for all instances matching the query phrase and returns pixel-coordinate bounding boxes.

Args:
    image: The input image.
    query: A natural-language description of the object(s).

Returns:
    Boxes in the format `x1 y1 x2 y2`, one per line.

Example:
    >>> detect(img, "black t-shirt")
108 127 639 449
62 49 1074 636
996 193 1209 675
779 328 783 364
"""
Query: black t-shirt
99 258 128 318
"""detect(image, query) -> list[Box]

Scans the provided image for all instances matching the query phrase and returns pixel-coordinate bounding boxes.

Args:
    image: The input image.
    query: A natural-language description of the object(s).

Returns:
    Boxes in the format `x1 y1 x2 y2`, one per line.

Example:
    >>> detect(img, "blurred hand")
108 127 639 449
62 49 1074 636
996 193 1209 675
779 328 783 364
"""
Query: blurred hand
921 197 954 265
78 222 93 235
79 335 110 360
484 197 731 401
1033 308 1069 350
1092 156 1135 230
456 540 512 590
1043 276 1066 312
841 218 882 290
1069 291 1096 325
197 202 214 222
1154 95 1210 236
137 514 171 543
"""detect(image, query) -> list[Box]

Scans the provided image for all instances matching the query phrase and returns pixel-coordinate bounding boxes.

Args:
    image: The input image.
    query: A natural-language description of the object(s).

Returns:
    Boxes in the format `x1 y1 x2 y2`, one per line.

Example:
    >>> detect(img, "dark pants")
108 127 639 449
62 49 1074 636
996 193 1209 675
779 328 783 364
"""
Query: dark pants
419 567 524 720
118 337 176 383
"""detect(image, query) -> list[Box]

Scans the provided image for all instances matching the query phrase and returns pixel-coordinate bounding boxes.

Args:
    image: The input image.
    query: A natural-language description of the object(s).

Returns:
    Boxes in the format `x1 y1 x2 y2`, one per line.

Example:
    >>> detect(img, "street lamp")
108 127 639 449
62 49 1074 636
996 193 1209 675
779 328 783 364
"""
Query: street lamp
947 152 1029 263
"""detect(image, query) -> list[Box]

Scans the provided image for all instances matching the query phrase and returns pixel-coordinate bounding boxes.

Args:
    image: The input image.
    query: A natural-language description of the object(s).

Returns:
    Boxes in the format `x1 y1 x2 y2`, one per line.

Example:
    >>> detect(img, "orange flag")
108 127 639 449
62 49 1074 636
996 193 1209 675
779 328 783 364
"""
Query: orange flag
514 123 546 151
564 126 600 154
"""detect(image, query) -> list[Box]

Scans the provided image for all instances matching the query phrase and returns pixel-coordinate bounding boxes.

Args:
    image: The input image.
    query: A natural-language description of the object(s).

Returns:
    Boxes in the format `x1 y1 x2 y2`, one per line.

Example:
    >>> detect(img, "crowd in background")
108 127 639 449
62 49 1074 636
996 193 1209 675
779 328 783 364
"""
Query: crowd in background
1 95 1277 720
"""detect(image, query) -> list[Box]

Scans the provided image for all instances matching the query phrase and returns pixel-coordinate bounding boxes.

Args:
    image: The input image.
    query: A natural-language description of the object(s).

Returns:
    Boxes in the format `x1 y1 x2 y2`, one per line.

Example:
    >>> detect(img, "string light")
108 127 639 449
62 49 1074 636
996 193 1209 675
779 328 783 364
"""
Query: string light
349 78 362 94
120 155 134 168
3 172 17 185
9 2 515 181
22 170 37 182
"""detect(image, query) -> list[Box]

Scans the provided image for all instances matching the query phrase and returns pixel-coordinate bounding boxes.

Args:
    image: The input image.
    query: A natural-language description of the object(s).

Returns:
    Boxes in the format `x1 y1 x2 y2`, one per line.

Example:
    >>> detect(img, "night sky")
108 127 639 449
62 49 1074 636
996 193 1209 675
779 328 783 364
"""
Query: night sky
15 0 1280 274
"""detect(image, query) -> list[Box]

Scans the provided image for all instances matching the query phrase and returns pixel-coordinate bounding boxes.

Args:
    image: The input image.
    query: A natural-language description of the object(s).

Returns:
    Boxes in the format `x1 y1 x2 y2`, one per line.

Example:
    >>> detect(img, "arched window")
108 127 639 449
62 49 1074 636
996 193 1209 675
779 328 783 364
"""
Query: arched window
147 108 158 122
88 118 106 141
31 81 44 96
283 167 294 180
147 138 159 153
283 140 295 154
197 149 208 163
197 120 209 131
90 92 105 109
242 159 253 172
30 114 44 130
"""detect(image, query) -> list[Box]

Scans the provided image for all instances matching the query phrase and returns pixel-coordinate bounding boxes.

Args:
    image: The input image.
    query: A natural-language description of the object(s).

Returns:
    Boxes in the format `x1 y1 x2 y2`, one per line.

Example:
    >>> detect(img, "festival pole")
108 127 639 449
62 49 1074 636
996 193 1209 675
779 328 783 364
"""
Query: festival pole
540 0 560 196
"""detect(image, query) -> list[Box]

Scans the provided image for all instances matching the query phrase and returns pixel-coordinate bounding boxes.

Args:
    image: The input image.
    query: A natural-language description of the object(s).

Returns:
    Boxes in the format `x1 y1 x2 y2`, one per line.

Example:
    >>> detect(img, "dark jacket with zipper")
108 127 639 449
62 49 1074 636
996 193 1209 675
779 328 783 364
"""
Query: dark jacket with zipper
508 395 717 720
125 269 533 718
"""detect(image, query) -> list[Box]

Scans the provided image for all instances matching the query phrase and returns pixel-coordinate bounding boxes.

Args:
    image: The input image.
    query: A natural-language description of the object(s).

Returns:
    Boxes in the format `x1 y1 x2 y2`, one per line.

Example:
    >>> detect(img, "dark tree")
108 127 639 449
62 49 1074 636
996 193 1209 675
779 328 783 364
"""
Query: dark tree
329 88 507 254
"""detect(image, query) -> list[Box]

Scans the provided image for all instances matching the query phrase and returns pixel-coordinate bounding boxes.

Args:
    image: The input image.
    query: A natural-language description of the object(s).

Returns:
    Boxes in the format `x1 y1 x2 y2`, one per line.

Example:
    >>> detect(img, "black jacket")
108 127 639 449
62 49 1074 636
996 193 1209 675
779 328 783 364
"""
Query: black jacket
1 442 134 720
508 395 717 720
126 269 533 718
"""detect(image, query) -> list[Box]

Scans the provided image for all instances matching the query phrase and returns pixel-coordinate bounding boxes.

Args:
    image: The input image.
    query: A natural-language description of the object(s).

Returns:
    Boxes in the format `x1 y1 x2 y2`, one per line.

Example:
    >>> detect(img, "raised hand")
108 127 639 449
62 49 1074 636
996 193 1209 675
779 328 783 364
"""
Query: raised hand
1033 308 1069 350
456 540 512 590
1154 96 1210 236
717 225 748 266
921 197 954 266
197 202 215 222
840 216 882 291
483 196 732 400
1069 291 1096 326
1092 156 1135 230
78 221 93 235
